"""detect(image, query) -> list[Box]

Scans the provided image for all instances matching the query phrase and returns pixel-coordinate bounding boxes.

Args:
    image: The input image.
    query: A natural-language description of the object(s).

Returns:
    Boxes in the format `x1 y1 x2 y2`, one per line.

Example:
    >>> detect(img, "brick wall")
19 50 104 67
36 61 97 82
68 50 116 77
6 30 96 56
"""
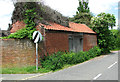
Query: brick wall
1 39 44 68
45 32 69 54
11 21 26 33
83 34 97 51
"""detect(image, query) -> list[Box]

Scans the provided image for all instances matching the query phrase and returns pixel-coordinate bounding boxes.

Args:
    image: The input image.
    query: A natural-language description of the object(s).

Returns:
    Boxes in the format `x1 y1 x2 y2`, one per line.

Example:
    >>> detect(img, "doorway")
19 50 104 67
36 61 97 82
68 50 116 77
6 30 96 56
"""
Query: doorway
69 35 83 53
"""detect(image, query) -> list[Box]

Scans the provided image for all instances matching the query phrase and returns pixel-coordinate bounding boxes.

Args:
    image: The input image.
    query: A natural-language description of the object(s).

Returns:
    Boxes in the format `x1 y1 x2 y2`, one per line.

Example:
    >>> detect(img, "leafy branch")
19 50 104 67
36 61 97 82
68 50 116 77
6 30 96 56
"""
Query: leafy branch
2 4 37 40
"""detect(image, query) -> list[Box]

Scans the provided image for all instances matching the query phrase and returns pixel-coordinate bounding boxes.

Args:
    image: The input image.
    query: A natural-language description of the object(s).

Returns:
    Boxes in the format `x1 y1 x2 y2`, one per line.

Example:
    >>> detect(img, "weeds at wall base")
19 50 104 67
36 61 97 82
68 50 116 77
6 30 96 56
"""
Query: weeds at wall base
2 46 102 74
1 66 51 74
41 46 102 71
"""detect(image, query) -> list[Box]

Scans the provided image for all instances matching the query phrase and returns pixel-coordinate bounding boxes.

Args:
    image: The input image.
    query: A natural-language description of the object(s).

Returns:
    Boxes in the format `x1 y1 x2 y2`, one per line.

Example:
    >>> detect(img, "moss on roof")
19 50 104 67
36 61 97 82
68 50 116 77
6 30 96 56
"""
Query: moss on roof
11 2 69 28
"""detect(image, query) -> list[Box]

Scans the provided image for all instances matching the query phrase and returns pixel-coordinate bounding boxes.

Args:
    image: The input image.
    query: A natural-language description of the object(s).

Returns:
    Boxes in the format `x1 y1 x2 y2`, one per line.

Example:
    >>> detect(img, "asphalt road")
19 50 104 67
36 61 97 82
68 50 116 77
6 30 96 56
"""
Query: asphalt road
1 51 118 80
28 51 118 80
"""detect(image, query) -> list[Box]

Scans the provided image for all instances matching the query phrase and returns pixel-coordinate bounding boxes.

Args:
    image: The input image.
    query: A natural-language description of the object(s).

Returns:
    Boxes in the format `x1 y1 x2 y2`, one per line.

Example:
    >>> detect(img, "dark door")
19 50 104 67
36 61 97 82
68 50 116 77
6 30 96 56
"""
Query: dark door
69 36 83 52
69 36 73 52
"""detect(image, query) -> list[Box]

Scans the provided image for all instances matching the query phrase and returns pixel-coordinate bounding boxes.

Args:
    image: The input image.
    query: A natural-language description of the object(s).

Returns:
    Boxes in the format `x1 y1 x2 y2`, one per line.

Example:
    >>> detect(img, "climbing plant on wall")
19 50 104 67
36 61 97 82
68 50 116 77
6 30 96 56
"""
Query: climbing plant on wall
2 3 37 40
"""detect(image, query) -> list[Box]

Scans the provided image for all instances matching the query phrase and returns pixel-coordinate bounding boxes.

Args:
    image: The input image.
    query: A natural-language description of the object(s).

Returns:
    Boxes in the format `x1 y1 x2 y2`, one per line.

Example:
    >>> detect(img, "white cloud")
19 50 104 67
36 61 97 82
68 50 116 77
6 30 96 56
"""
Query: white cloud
0 15 12 30
89 0 119 14
0 0 14 16
0 0 14 30
0 0 119 30
43 0 79 17
44 0 119 16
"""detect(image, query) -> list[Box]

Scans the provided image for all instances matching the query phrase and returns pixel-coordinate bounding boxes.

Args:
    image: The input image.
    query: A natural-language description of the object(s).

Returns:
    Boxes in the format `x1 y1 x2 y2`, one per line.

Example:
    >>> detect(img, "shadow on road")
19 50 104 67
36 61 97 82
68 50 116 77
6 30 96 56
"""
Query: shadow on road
102 51 118 56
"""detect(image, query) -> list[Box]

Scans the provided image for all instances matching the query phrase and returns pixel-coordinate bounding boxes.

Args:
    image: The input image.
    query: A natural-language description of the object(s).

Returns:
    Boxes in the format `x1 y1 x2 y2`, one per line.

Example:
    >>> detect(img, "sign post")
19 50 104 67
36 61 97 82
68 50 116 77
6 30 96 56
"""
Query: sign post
33 31 42 70
36 43 38 70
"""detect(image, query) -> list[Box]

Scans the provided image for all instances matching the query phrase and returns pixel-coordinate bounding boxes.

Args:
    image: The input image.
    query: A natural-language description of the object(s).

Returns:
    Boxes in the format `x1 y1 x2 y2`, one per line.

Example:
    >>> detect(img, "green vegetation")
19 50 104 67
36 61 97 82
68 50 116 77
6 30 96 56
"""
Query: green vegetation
90 13 116 54
70 0 93 26
111 29 120 50
2 66 51 74
41 46 101 71
2 3 37 40
70 0 118 53
76 0 90 13
1 1 119 74
2 46 101 74
2 27 35 39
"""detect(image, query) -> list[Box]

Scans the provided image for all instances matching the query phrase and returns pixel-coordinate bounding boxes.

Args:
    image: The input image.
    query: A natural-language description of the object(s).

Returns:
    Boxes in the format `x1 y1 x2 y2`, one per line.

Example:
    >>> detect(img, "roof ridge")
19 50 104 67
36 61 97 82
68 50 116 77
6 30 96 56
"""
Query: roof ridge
39 22 96 34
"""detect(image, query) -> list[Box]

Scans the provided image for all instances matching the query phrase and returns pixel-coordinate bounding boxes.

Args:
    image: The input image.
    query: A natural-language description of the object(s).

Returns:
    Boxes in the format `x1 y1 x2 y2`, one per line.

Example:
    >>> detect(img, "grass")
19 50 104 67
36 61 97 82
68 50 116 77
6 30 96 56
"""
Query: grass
2 55 103 74
2 66 51 74
0 68 2 74
2 46 103 74
1 61 93 74
1 65 74 74
111 48 120 51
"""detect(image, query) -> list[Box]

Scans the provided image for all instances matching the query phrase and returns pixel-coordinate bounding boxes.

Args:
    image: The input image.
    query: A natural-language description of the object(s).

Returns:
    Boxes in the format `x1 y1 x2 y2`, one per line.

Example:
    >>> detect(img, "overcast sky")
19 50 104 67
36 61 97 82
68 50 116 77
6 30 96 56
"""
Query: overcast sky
0 0 119 30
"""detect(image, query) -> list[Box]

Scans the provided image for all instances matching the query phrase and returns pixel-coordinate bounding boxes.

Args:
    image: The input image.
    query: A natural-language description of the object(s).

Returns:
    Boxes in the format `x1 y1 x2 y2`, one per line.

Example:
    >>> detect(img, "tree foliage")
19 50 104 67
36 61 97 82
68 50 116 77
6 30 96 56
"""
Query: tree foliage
2 3 37 40
90 13 116 53
111 29 120 50
76 0 90 13
70 0 93 26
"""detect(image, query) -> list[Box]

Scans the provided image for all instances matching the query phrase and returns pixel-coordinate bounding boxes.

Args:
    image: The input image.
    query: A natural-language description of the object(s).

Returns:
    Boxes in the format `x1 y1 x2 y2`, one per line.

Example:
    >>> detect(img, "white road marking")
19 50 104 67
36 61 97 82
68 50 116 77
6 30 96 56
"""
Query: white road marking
93 73 102 80
108 62 117 69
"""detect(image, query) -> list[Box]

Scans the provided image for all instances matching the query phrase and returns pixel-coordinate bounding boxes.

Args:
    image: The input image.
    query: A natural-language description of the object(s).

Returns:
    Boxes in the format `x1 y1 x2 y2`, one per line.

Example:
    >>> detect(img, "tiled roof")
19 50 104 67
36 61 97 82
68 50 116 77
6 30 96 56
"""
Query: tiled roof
38 22 96 34
69 22 96 34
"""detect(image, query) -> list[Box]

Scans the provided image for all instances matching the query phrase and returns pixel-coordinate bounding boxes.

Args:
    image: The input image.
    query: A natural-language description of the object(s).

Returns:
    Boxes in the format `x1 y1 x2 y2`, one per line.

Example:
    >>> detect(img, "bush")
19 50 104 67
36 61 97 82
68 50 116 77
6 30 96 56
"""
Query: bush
2 27 36 40
41 46 101 71
41 52 65 71
88 46 101 57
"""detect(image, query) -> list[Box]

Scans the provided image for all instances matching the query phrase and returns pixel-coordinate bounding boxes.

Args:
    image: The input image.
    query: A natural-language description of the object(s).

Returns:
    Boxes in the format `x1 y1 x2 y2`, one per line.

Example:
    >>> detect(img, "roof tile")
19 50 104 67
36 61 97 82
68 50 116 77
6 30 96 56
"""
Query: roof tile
38 22 96 34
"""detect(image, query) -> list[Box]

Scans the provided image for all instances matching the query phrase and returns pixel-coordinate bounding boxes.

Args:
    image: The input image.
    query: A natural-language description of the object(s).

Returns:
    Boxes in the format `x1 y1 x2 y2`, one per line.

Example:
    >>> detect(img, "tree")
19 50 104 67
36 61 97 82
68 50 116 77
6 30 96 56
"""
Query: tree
70 0 93 26
76 0 90 13
111 29 120 50
90 13 116 53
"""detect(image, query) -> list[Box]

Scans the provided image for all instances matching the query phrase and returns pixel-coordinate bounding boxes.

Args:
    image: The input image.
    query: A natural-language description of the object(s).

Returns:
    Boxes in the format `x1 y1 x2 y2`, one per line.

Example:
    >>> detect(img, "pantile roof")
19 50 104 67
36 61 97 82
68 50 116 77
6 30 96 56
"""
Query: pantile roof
38 22 96 34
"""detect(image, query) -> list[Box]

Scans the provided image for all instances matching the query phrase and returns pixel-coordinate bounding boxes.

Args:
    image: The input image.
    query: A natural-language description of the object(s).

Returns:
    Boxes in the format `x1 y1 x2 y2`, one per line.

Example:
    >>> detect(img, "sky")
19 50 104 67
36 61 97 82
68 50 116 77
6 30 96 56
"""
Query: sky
0 0 119 30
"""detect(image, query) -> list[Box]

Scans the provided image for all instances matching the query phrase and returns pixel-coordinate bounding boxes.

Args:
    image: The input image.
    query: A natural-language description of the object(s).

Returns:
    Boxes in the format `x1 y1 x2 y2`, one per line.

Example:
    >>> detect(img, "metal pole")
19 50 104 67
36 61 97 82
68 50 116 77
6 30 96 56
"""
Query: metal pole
36 43 38 70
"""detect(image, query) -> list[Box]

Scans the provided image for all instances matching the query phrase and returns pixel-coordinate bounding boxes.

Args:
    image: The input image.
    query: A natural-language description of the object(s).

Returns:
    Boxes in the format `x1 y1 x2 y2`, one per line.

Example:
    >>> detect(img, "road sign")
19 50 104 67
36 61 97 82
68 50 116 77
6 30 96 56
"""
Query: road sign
32 31 42 70
33 31 42 43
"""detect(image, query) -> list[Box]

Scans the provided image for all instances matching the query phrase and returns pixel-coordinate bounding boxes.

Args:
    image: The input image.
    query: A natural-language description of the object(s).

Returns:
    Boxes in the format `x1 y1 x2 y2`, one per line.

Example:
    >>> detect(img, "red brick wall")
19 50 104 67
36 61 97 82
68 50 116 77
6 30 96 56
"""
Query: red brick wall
45 32 69 54
1 39 44 68
11 21 26 33
83 34 97 51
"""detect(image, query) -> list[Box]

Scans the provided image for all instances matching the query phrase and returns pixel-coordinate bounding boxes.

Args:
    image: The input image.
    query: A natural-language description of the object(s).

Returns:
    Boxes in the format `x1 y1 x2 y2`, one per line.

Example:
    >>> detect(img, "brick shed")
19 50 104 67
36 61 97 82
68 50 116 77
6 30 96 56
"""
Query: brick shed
10 21 97 54
1 21 97 68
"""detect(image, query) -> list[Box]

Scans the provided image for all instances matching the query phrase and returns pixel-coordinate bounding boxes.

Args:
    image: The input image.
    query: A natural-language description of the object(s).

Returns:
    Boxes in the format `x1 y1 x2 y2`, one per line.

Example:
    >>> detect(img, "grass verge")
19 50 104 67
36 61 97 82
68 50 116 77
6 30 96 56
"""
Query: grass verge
111 48 120 51
2 66 51 74
2 46 102 74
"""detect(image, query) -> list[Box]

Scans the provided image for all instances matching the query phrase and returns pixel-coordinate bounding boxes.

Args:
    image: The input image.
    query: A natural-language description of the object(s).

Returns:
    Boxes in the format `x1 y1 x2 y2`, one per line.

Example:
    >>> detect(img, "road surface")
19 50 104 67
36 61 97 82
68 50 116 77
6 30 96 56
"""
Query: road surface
1 51 119 80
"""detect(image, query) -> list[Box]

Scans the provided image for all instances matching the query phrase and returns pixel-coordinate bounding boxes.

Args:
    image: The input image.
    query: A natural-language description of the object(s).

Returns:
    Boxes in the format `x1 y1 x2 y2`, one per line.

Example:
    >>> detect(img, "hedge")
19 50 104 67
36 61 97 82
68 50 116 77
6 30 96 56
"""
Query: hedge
41 46 101 71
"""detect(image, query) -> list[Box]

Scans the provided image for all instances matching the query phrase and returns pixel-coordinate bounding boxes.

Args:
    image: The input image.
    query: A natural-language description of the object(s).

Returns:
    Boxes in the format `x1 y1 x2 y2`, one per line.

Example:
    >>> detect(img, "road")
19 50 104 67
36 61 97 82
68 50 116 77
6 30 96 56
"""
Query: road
1 51 119 80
